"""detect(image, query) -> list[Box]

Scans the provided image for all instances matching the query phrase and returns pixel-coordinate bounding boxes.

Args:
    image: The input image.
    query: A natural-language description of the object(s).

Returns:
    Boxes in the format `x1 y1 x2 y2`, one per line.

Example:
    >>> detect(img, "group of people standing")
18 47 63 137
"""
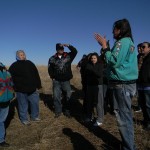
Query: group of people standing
77 19 150 150
0 18 150 150
0 50 42 147
136 42 150 130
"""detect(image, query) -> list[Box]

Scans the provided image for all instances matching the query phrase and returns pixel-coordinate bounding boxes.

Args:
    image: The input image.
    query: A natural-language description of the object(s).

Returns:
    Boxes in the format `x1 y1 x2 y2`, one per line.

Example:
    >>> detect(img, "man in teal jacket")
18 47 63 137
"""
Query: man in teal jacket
95 19 138 150
105 37 138 81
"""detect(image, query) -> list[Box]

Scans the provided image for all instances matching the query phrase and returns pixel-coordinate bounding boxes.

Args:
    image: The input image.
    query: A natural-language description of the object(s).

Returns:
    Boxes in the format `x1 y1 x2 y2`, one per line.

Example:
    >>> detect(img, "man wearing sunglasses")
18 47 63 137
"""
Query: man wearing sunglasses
134 43 143 113
138 42 150 130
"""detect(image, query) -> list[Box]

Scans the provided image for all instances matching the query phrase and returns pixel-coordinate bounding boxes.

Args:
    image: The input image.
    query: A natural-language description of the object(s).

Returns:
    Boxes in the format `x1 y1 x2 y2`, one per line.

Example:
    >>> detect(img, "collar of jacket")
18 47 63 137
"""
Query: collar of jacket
54 52 68 58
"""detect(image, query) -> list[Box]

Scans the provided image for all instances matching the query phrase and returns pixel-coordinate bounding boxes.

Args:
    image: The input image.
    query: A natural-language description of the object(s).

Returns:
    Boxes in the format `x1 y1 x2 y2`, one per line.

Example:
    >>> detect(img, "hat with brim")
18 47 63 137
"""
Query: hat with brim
56 43 64 51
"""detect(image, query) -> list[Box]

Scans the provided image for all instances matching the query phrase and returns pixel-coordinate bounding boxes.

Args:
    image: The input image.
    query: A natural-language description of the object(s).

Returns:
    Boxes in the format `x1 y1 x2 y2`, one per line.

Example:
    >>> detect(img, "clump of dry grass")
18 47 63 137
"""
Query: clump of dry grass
4 65 150 150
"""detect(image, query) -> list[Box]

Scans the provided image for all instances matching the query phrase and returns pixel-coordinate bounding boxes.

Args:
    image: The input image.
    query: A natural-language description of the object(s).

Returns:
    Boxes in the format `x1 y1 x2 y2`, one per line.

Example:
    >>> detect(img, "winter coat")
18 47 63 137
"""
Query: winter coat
48 45 77 81
9 60 42 93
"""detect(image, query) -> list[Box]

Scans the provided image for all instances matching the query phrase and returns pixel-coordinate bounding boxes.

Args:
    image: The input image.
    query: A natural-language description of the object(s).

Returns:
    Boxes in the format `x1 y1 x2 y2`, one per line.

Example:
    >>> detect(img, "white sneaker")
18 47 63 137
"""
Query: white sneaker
31 118 41 121
93 121 102 127
22 121 31 126
135 109 142 113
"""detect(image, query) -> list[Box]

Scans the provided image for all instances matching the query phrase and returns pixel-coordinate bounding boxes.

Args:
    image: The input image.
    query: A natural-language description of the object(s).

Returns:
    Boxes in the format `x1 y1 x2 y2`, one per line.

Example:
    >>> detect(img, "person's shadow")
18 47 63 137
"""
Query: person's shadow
39 84 83 115
39 93 54 111
69 86 122 150
63 128 96 150
69 85 84 118
5 92 54 128
90 125 121 150
5 98 18 129
40 84 122 149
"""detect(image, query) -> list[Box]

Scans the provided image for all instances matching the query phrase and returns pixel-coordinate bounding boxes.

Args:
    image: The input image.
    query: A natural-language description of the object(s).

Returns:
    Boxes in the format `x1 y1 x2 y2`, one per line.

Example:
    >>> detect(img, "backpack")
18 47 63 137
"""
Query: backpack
0 63 14 103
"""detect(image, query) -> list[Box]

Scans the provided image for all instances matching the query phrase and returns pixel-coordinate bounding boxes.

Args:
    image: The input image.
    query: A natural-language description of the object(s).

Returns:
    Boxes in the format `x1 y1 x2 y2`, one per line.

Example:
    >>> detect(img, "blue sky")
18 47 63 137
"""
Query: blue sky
0 0 150 66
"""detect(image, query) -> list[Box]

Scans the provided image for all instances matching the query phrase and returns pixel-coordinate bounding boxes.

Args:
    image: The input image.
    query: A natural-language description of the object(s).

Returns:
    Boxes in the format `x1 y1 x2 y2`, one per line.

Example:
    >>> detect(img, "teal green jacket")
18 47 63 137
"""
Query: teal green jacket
0 63 14 105
104 37 138 81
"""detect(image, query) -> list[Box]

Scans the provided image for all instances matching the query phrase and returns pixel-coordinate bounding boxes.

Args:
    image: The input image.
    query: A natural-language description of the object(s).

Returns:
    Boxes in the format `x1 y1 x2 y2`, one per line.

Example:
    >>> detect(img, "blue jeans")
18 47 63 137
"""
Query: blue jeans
138 89 150 125
16 91 40 122
0 106 9 143
53 80 71 114
110 83 136 150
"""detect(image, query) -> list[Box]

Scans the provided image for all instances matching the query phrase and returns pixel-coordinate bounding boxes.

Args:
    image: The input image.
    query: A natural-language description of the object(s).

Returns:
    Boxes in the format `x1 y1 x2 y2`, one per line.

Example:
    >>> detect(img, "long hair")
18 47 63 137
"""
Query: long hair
89 52 100 63
113 19 133 42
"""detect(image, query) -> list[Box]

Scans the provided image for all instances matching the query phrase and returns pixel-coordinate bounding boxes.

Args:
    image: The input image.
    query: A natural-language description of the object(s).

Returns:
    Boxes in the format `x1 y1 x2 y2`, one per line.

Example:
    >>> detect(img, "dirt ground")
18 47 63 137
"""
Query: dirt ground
2 66 150 150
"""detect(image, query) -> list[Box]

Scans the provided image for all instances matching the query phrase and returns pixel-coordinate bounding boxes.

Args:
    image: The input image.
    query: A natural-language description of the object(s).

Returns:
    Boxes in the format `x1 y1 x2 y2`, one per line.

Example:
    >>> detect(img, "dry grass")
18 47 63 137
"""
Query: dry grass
3 65 150 150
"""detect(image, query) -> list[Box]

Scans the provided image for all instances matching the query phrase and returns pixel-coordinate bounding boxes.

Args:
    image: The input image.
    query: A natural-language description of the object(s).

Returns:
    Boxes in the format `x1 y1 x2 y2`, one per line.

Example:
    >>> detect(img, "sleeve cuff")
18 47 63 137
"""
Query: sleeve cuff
102 48 110 54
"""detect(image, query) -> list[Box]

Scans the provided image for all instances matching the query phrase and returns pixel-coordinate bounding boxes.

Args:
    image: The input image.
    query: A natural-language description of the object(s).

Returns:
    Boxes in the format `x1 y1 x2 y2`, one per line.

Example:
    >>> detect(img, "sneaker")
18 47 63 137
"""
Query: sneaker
93 121 102 127
0 141 10 147
22 121 31 126
135 108 142 113
31 118 41 121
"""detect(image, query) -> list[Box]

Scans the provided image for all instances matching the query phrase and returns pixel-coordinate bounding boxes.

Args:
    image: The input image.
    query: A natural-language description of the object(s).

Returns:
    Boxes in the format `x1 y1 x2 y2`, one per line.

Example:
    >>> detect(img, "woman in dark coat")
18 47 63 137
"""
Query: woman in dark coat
9 50 42 125
85 52 104 126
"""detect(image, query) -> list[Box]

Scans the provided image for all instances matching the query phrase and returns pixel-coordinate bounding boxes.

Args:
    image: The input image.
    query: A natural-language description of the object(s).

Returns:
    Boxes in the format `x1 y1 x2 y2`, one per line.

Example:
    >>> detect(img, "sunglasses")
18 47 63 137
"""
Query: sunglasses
142 45 146 49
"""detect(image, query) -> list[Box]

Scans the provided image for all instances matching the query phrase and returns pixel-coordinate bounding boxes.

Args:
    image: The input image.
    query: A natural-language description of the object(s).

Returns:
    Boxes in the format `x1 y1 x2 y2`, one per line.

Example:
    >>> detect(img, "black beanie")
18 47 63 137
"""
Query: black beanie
56 43 64 51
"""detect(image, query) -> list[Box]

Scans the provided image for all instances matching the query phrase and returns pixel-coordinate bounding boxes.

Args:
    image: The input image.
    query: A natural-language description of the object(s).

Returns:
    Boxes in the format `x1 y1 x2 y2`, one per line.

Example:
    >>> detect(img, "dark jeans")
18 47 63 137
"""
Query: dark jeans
110 83 136 150
135 84 141 109
53 80 71 114
82 88 88 114
138 90 150 125
103 84 114 114
86 85 104 122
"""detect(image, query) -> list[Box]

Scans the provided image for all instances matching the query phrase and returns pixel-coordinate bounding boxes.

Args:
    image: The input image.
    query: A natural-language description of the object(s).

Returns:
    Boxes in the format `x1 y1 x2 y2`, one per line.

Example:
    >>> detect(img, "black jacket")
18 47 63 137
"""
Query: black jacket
85 62 103 86
48 45 77 81
9 60 42 93
138 52 150 87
